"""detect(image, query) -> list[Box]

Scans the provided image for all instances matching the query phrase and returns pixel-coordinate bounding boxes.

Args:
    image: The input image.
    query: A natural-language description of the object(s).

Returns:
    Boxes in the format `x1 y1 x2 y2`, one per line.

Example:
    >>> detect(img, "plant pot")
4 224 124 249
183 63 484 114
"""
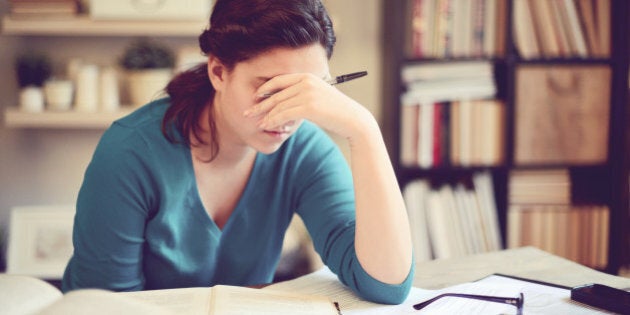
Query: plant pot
44 79 74 111
126 69 172 107
19 86 44 112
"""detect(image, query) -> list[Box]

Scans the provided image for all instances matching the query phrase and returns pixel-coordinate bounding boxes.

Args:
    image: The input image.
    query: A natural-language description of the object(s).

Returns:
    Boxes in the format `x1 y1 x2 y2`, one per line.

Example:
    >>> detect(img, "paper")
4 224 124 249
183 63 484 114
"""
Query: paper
122 287 211 315
476 275 614 315
266 267 615 314
265 267 429 314
0 275 63 315
123 285 338 315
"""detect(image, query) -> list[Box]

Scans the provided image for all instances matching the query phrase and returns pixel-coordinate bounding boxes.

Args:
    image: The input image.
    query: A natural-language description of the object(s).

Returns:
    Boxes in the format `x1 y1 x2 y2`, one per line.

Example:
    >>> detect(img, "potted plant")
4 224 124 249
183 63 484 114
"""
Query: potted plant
15 53 52 112
120 38 175 107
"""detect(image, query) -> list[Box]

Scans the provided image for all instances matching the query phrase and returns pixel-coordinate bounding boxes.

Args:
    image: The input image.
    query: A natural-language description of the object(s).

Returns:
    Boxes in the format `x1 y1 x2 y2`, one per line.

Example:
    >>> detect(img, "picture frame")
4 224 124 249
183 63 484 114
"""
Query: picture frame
7 206 75 279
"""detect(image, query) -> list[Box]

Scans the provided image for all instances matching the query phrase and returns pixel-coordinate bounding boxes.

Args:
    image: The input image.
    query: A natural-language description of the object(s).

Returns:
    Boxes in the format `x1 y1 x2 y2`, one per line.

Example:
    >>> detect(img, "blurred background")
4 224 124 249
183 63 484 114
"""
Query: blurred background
0 0 384 281
0 0 628 284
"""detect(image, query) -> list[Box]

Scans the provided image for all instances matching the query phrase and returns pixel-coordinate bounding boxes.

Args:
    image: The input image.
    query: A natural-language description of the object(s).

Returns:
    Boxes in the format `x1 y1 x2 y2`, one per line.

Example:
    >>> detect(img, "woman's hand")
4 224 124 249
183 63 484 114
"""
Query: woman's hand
247 72 413 285
244 73 378 142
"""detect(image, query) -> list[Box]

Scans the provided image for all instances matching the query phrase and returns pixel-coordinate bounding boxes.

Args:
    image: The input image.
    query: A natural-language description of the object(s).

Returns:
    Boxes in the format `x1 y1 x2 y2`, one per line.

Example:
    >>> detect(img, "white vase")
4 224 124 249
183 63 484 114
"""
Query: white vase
74 64 99 112
19 86 45 112
126 69 172 107
99 66 120 112
44 79 74 111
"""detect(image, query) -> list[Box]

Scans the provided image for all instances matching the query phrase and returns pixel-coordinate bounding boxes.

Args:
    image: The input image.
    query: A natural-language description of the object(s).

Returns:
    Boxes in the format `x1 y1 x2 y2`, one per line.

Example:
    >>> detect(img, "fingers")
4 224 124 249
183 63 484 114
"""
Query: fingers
244 83 301 118
245 73 332 129
258 90 311 129
258 106 303 130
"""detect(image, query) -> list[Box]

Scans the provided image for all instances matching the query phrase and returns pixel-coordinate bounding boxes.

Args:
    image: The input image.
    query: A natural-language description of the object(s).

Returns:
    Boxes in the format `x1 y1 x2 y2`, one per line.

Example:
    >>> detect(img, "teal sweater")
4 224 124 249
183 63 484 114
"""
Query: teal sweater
62 98 413 304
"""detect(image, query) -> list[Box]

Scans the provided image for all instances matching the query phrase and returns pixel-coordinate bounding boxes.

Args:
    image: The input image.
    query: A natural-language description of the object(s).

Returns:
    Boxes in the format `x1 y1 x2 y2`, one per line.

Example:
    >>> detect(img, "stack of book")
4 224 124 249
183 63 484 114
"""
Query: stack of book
507 169 609 269
400 61 504 168
8 0 79 18
406 0 507 59
512 0 610 59
509 169 571 205
404 172 502 261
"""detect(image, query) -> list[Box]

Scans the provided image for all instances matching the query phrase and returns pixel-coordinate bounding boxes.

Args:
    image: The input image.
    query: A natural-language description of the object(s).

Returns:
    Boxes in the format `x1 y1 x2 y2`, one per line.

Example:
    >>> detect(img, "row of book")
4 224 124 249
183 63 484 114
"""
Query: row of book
406 0 507 59
400 61 503 168
8 0 80 17
400 60 611 169
509 169 571 205
400 99 505 168
403 172 502 261
507 169 608 269
513 0 611 59
507 204 609 269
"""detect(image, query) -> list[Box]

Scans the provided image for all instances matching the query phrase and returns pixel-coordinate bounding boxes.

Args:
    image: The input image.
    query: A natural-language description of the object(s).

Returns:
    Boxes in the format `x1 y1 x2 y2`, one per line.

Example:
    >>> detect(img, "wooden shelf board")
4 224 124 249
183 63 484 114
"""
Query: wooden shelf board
1 15 205 36
3 107 133 129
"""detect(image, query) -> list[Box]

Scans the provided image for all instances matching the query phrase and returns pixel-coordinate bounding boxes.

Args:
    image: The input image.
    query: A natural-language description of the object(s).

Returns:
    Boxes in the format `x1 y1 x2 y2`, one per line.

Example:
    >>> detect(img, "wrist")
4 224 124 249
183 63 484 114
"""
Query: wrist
346 110 383 150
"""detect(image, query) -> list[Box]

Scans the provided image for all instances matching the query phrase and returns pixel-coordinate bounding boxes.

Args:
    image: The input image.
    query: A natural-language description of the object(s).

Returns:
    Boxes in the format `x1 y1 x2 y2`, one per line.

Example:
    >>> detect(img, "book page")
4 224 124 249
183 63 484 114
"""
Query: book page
121 287 212 315
0 274 62 315
265 267 432 315
211 285 338 315
37 289 175 315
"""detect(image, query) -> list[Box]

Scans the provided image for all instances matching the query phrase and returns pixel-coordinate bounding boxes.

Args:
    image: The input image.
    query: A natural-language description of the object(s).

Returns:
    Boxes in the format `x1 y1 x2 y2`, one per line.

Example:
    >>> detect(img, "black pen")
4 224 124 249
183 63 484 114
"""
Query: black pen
261 71 368 98
326 71 368 85
333 301 343 315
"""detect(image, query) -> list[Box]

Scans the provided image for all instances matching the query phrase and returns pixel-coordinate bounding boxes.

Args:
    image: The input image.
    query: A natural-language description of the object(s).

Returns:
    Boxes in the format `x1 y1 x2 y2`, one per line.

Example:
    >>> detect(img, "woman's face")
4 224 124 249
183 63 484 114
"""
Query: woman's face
209 44 329 155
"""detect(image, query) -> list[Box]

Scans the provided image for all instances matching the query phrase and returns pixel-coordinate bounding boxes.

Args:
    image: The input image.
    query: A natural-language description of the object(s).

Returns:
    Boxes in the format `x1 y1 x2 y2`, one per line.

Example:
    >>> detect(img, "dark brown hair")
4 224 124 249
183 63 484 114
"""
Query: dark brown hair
162 0 336 161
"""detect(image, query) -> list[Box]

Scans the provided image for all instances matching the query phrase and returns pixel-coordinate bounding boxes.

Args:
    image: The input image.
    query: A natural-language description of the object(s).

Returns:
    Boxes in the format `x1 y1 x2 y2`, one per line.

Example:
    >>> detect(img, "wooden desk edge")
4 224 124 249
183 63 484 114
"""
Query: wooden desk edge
413 247 630 290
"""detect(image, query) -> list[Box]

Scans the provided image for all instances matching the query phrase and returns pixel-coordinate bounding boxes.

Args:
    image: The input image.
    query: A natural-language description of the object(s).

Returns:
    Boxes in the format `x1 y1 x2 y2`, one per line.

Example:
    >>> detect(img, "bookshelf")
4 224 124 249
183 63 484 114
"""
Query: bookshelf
1 15 204 37
3 107 132 129
1 16 203 129
383 0 629 273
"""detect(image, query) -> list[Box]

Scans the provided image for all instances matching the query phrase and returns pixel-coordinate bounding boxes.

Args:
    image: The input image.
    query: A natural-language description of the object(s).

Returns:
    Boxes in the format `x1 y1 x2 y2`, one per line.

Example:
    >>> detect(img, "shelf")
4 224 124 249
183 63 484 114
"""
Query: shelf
385 0 630 272
1 15 205 37
3 107 133 129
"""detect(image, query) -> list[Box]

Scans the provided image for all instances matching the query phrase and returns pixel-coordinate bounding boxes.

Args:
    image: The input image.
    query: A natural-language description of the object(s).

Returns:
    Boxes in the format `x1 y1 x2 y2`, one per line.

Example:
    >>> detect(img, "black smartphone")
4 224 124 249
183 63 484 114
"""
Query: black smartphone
571 283 630 315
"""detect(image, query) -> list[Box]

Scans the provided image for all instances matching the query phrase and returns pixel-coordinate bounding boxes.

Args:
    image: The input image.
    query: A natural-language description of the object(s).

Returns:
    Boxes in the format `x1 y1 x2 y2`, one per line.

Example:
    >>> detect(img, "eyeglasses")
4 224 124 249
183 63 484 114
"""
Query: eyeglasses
413 292 524 315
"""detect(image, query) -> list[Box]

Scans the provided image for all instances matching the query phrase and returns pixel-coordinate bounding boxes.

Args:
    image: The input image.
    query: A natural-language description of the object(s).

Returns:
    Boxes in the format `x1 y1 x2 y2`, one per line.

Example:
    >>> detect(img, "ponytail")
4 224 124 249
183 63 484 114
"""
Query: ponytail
161 63 219 159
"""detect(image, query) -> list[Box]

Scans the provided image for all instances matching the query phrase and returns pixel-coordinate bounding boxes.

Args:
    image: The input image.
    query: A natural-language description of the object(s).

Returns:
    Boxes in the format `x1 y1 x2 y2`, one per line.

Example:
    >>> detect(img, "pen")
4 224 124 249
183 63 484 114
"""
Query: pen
326 71 368 85
333 301 343 315
261 71 368 98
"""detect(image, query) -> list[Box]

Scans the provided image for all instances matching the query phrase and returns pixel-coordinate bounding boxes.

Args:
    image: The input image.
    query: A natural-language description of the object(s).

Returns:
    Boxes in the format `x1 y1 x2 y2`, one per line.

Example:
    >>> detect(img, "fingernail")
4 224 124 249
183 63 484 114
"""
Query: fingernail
257 93 272 100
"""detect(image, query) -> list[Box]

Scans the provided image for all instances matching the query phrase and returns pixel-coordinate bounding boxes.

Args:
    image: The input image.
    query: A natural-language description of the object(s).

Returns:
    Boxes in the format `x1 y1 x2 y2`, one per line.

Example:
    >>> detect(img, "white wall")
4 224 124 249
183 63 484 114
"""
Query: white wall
0 0 384 266
325 0 383 158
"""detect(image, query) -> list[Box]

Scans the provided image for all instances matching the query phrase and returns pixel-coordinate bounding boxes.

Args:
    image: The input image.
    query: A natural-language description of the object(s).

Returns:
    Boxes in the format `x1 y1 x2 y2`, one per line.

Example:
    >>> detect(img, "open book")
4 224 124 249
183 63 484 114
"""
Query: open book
4 267 615 314
0 274 339 315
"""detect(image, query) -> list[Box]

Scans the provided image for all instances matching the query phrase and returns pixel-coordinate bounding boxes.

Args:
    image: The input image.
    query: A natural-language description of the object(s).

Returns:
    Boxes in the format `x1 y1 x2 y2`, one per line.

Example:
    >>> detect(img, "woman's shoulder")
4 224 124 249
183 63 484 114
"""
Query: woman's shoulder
96 98 174 153
114 98 169 129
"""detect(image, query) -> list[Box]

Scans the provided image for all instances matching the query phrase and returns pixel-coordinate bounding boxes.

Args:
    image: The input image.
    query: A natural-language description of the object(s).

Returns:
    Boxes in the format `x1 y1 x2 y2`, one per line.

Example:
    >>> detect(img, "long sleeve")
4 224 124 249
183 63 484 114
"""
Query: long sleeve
291 124 414 304
62 124 156 292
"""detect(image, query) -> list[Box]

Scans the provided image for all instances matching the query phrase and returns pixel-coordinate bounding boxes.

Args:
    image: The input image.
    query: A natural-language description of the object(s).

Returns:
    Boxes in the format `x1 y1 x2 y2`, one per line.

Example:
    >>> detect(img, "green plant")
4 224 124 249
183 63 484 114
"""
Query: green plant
120 38 176 70
15 53 52 87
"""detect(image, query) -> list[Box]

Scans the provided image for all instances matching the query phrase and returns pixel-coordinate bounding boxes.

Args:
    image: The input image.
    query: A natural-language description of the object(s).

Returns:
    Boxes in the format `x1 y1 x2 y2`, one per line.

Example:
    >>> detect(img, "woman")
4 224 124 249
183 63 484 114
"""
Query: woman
62 0 414 304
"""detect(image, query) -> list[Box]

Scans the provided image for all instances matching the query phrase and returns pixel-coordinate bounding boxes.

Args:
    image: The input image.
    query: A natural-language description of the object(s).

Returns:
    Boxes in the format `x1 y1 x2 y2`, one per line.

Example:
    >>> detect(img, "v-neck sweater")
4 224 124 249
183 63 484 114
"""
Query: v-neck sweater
61 98 413 304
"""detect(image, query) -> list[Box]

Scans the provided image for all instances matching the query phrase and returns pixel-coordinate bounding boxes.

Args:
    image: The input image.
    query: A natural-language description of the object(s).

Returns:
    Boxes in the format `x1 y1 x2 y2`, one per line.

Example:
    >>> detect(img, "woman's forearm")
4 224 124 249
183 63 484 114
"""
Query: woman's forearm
348 113 413 284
